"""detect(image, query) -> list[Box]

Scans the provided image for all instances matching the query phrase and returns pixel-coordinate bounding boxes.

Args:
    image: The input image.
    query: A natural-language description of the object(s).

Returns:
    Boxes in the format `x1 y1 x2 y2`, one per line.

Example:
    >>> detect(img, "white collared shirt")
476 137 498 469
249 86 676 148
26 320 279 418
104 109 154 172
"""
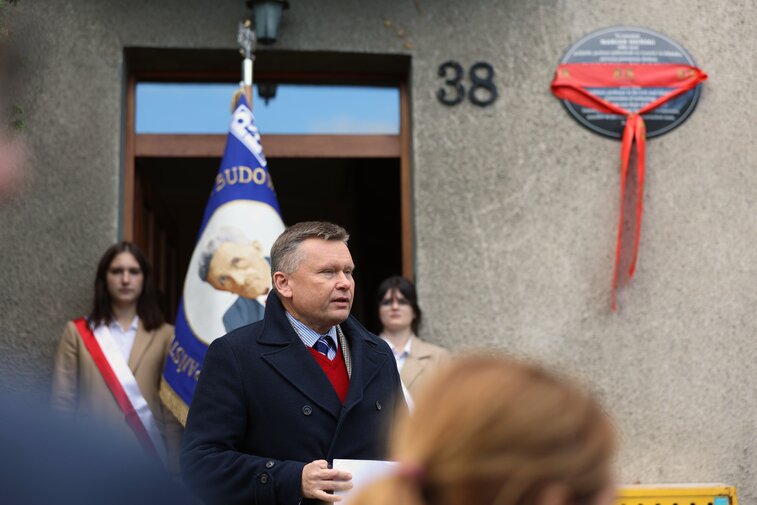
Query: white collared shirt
381 334 413 372
285 312 338 357
106 316 139 360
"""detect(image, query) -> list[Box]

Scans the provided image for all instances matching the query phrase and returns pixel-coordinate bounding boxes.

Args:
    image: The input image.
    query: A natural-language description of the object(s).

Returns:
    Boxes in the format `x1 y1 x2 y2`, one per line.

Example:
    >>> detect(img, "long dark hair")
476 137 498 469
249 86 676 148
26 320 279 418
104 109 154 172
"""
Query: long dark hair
375 276 423 335
88 241 165 331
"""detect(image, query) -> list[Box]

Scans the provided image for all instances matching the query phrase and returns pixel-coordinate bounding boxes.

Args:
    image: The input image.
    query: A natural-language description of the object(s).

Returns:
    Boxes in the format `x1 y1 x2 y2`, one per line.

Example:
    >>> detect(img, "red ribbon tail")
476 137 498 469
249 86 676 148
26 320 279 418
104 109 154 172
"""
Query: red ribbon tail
611 115 636 311
629 117 647 277
551 64 707 310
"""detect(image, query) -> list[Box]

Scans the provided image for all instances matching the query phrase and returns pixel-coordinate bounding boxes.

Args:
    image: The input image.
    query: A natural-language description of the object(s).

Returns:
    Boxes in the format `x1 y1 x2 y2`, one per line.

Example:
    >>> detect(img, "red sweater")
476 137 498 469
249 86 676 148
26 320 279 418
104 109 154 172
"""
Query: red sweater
307 346 350 403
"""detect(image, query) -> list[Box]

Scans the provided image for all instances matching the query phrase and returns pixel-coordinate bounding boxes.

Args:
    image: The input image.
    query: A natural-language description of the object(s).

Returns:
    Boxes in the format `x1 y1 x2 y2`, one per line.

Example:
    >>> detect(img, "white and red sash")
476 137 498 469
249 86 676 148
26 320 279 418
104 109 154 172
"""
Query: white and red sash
74 317 166 462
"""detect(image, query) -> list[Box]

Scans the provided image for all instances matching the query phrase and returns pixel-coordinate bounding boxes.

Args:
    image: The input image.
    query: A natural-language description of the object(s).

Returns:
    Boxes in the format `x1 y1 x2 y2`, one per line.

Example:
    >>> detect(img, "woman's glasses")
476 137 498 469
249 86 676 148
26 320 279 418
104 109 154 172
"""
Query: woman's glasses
380 298 410 307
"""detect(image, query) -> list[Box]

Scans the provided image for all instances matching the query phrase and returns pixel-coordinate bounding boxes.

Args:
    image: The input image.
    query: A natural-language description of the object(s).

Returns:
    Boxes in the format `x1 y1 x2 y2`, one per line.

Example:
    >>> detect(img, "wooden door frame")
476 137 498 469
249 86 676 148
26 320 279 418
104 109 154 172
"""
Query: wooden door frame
123 71 414 279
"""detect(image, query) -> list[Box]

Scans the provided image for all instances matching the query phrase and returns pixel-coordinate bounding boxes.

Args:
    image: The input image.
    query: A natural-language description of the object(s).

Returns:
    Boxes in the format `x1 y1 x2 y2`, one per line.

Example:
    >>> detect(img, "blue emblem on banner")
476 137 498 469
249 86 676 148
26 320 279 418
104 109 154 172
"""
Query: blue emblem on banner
160 95 285 423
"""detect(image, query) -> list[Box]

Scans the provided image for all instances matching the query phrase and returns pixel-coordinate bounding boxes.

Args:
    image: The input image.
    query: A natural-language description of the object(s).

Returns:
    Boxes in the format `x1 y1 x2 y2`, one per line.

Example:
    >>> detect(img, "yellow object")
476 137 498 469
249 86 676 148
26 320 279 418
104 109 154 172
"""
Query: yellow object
616 484 738 505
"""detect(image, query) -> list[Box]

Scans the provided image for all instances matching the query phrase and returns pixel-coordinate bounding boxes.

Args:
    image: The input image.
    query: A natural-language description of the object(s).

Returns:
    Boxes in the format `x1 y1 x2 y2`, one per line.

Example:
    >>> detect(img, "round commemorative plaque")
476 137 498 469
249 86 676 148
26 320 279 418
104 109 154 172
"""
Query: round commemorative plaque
560 26 702 139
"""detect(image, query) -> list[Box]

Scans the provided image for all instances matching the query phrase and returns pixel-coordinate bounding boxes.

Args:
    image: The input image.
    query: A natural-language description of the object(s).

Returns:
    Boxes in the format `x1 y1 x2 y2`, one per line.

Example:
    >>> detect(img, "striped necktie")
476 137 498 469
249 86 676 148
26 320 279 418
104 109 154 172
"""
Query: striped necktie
313 335 336 360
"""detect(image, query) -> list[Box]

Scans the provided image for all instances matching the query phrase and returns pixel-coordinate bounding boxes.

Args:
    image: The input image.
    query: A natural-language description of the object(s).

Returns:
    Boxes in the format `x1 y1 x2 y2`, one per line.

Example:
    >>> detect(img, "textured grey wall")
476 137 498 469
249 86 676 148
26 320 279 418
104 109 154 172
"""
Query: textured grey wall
0 0 250 393
1 0 754 501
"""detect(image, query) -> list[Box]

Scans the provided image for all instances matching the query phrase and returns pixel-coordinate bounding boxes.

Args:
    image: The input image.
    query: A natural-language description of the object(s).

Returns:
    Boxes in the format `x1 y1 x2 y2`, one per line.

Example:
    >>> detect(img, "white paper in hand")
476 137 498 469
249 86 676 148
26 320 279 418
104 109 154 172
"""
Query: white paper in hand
332 459 399 504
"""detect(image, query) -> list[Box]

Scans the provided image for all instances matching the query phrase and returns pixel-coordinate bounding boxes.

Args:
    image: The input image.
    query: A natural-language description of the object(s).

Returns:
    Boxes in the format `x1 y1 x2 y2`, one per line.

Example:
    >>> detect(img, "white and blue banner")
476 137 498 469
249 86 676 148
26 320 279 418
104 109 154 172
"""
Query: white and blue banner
160 94 284 423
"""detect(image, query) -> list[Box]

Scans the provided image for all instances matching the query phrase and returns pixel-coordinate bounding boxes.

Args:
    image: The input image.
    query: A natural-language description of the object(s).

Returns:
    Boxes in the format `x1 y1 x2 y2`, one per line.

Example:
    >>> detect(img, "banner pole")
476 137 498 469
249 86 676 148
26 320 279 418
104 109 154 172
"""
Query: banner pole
238 19 256 107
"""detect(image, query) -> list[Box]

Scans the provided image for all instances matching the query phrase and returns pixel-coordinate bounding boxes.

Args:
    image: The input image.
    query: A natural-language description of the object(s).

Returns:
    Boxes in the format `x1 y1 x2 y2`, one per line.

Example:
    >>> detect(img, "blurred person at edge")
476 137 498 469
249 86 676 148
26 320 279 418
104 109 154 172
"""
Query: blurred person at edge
376 276 449 403
350 354 617 505
0 121 25 199
0 35 27 201
51 241 183 474
1 391 193 505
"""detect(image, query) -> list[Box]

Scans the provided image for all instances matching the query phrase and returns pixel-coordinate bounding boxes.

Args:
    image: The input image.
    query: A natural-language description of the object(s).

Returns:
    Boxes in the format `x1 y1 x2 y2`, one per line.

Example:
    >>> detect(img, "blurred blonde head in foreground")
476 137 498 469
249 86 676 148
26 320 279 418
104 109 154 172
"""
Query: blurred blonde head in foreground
351 355 616 505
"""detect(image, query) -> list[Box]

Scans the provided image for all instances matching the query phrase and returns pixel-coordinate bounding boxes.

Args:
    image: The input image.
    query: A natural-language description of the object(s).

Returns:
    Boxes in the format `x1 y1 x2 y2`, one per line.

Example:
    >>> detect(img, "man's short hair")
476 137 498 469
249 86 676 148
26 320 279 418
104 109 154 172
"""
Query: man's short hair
270 221 349 275
198 227 251 281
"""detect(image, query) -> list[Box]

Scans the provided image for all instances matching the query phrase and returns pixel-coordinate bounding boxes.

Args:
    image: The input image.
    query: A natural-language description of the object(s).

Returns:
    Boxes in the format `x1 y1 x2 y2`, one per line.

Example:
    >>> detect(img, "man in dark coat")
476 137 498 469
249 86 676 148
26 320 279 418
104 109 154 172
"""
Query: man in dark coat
181 222 406 505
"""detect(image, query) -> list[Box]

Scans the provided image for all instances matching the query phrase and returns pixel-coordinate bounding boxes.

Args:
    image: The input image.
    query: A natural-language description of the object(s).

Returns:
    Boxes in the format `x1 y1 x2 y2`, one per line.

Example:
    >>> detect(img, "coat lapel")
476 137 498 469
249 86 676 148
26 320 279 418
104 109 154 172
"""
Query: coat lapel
400 337 432 390
261 344 343 420
127 321 151 373
401 355 424 390
339 317 391 415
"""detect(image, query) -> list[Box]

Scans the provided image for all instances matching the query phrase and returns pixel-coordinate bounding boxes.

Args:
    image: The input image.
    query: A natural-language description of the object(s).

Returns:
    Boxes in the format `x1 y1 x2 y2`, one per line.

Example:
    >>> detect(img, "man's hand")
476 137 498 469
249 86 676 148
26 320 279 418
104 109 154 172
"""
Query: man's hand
301 459 353 502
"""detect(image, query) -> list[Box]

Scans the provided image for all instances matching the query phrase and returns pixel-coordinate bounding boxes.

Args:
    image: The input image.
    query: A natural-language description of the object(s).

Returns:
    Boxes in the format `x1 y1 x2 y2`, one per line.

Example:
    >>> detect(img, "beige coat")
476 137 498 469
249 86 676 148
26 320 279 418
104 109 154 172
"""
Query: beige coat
401 336 451 399
51 320 183 473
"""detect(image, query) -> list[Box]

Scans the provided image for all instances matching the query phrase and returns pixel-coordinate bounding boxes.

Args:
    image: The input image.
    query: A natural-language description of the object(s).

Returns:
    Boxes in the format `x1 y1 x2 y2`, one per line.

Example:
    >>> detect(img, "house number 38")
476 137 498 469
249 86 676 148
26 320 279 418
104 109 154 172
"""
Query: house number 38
436 61 498 107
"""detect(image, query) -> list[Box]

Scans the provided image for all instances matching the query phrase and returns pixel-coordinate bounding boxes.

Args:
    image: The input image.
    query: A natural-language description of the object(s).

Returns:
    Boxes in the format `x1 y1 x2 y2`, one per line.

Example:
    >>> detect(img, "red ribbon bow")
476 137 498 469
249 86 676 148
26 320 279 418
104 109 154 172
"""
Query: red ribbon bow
551 63 707 310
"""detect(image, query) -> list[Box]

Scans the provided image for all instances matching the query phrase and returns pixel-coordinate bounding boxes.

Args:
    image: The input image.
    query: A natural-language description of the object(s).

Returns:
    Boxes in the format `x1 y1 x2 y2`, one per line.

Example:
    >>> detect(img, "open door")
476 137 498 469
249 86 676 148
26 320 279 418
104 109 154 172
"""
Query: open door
134 155 402 328
124 49 412 329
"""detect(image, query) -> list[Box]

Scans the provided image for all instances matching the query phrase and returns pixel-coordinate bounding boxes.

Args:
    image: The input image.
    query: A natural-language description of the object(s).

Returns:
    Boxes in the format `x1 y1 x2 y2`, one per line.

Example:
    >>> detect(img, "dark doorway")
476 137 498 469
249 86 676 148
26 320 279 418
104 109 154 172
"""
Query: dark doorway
135 156 402 331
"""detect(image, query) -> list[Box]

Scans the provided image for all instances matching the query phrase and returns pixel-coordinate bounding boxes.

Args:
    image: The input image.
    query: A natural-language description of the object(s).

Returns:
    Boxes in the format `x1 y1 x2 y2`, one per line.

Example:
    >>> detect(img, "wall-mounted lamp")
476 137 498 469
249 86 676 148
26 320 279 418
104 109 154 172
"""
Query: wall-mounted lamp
257 82 278 105
246 0 289 45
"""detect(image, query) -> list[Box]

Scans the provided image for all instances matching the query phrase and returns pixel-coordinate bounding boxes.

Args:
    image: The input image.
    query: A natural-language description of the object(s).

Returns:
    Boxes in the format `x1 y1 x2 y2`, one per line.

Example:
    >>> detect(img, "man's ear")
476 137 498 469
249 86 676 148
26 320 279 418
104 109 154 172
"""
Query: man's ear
273 271 292 298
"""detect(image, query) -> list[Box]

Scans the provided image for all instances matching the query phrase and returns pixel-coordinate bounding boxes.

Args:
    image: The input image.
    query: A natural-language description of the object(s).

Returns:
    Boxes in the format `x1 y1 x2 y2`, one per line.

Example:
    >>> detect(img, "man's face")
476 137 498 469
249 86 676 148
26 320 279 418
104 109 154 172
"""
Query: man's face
106 252 144 308
207 240 271 299
275 238 355 334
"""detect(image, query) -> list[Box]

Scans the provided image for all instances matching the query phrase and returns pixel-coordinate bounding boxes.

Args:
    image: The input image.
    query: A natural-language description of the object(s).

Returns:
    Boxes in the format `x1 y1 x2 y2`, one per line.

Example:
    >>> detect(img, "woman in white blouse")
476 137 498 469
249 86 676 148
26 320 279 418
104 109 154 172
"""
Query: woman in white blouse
376 276 449 400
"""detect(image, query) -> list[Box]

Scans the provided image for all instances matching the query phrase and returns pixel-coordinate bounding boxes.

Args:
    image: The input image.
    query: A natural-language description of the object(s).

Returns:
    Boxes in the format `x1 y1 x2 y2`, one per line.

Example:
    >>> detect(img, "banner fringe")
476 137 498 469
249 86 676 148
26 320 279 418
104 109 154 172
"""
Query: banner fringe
160 379 189 427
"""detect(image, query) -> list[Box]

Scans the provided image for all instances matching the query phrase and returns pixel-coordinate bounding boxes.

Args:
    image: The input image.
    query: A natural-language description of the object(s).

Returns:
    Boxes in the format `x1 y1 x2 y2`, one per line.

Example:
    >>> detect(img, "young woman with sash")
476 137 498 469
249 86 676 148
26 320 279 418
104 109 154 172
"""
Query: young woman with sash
51 241 183 473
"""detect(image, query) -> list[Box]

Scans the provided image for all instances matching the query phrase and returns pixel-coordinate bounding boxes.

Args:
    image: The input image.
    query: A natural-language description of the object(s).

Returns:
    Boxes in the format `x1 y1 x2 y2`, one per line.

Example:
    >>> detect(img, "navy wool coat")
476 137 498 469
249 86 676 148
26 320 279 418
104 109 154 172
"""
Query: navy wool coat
181 293 405 505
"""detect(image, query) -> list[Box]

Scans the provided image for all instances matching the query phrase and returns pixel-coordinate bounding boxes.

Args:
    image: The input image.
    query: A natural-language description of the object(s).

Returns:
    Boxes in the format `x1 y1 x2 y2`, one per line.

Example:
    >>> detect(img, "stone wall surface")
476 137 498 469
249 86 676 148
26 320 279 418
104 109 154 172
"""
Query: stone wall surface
1 0 754 501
